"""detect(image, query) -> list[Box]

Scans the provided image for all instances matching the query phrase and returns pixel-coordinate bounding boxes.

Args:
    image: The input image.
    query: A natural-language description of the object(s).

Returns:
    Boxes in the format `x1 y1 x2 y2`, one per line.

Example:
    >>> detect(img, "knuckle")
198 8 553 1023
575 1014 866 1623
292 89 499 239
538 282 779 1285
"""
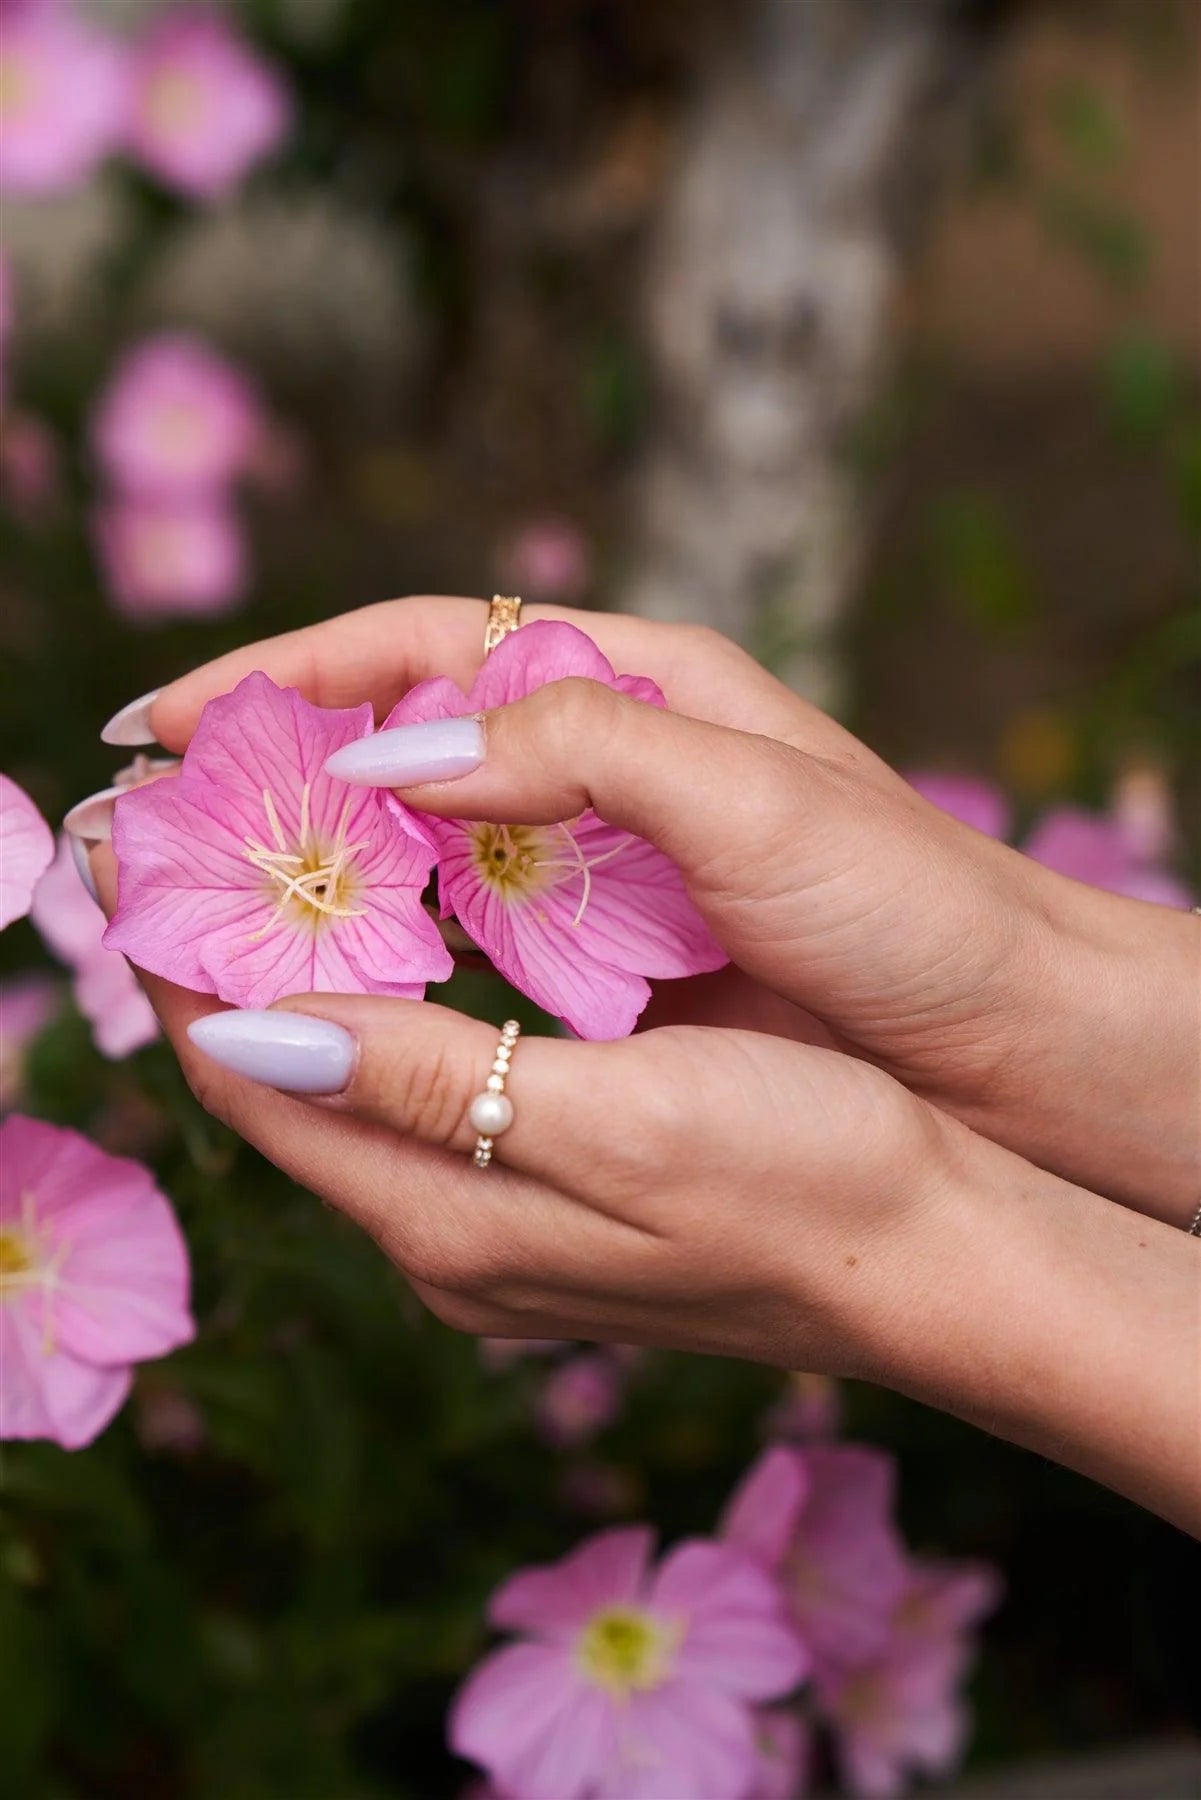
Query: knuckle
180 1049 235 1126
391 1038 473 1149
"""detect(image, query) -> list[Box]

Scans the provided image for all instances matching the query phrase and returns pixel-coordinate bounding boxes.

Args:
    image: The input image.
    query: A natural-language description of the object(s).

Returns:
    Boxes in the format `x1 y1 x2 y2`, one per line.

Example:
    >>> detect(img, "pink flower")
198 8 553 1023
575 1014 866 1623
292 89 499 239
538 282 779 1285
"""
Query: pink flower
0 409 59 516
105 672 452 1009
1024 805 1193 908
0 973 60 1108
502 518 591 603
93 492 247 620
889 1559 1000 1651
31 835 158 1059
761 1372 843 1445
751 1708 810 1800
92 334 264 498
383 622 727 1039
0 772 54 927
124 7 290 201
536 1352 624 1447
815 1635 973 1800
0 0 127 196
450 1524 808 1800
721 1446 908 1674
0 1114 193 1449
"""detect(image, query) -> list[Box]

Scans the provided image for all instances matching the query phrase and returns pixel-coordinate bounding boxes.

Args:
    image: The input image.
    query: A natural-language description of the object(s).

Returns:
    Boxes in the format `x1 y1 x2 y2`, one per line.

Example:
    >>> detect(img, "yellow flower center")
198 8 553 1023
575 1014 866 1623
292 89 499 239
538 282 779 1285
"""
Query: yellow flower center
244 783 368 937
468 821 636 926
577 1606 676 1699
0 1224 35 1285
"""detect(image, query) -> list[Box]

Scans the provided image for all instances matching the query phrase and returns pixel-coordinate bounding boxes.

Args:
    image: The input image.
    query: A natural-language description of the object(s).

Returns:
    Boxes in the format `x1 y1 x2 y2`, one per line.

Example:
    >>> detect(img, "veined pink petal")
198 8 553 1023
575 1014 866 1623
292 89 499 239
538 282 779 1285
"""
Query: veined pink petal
600 1682 757 1800
0 1307 131 1450
649 1540 809 1699
489 1525 656 1639
32 836 158 1059
0 773 54 928
720 1446 810 1571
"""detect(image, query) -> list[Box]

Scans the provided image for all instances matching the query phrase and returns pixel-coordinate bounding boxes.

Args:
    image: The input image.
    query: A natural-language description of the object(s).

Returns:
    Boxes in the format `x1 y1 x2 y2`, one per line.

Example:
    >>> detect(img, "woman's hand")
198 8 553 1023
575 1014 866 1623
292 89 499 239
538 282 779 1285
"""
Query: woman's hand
97 595 1199 1222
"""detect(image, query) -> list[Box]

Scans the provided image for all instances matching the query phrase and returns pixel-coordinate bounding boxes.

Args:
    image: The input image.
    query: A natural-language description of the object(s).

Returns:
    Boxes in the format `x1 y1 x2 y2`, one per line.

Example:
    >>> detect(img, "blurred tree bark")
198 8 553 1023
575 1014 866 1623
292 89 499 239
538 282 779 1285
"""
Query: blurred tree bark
622 0 994 703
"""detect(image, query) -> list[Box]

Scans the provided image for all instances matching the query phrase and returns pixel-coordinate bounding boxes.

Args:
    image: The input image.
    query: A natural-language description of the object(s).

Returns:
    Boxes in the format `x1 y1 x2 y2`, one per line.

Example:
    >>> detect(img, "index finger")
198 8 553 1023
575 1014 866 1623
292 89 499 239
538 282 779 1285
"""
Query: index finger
103 595 815 753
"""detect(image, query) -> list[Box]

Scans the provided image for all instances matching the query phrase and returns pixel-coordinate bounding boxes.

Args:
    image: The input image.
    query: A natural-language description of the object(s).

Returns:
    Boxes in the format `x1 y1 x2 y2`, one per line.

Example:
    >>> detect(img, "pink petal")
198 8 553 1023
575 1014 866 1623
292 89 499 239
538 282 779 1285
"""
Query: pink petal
1022 807 1131 889
750 1709 811 1800
32 837 158 1060
599 1682 757 1800
490 1526 656 1639
0 774 54 929
906 774 1010 841
0 1305 131 1450
650 1540 809 1699
449 1641 607 1800
720 1446 810 1570
467 620 628 708
91 333 263 498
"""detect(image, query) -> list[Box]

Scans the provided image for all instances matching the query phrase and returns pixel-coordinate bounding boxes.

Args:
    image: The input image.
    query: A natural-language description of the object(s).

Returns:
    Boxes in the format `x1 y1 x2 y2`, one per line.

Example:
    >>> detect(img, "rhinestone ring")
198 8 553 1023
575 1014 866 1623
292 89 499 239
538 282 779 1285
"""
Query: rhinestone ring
483 593 523 655
470 1019 521 1168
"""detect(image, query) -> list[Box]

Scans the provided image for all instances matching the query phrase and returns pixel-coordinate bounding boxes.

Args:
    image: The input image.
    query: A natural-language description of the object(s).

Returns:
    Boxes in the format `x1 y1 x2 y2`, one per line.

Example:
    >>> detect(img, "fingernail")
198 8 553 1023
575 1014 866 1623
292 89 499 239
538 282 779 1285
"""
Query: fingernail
69 833 100 902
63 786 122 842
101 689 160 747
324 716 485 787
186 1010 356 1096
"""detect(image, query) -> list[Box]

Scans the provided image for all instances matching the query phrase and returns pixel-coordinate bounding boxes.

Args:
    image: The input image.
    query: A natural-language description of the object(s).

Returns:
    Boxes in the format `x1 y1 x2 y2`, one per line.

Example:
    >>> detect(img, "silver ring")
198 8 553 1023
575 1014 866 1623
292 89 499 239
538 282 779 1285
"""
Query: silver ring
469 1020 520 1168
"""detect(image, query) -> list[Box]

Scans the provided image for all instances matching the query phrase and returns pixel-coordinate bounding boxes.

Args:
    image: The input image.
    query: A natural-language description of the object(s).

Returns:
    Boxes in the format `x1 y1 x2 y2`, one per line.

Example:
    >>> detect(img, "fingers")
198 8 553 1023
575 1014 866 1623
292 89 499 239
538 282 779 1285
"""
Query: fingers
110 595 822 754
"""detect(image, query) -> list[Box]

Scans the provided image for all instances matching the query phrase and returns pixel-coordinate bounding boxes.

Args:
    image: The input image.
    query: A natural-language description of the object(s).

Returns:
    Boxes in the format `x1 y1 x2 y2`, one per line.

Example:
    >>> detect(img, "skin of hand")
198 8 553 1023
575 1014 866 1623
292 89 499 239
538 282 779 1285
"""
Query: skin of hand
84 844 1201 1535
121 595 1200 1223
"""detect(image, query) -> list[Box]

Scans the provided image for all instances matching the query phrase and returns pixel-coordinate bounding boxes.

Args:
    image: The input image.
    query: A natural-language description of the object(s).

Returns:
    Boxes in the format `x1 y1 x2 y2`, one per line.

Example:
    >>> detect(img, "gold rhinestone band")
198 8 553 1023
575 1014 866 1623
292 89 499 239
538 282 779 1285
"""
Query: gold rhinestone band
483 594 523 655
471 1019 521 1168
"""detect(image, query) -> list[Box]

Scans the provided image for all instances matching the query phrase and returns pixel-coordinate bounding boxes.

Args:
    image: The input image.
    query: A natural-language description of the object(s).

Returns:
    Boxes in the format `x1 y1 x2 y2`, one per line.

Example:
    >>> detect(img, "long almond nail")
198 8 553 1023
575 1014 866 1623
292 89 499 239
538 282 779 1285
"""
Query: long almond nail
187 1011 356 1095
63 786 122 842
324 716 484 786
101 690 160 747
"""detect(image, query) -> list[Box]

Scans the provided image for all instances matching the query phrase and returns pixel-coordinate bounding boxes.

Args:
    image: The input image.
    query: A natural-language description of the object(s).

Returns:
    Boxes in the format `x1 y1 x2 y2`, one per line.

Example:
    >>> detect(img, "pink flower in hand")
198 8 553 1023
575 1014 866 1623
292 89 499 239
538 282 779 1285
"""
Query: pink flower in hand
0 772 54 927
105 673 452 1008
451 1524 808 1800
721 1445 908 1674
0 1114 193 1449
0 0 127 195
93 493 247 621
124 7 290 201
92 334 264 498
382 622 727 1039
32 835 158 1059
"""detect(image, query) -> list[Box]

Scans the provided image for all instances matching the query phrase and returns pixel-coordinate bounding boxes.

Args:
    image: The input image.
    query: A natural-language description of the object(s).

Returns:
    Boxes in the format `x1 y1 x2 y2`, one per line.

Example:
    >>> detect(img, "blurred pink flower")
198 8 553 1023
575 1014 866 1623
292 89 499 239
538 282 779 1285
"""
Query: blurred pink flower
751 1707 810 1800
536 1352 624 1447
0 0 127 195
92 334 264 498
890 1559 1000 1652
383 621 727 1039
761 1372 843 1445
1 409 60 515
909 771 1192 907
106 672 451 1008
0 772 54 927
124 6 290 201
479 1335 568 1371
31 835 158 1059
450 1524 808 1800
721 1445 908 1674
502 517 591 603
0 973 59 1107
93 492 247 620
817 1638 970 1800
0 1113 193 1449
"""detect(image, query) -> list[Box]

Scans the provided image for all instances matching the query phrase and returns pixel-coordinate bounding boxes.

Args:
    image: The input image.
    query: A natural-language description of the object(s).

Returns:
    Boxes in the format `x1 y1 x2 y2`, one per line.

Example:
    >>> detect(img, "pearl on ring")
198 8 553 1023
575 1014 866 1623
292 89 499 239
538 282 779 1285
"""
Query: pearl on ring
469 1091 514 1137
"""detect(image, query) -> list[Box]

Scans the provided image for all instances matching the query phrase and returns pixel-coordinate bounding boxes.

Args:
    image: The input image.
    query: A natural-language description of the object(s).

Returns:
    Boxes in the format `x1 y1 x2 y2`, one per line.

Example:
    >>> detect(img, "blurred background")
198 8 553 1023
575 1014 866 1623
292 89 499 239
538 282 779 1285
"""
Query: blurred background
1 0 1198 1795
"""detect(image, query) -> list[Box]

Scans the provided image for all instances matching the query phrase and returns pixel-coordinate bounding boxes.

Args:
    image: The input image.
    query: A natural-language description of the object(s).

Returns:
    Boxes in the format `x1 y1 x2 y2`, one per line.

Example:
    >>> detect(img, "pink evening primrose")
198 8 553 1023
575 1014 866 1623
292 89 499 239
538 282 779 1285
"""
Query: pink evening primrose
381 621 728 1040
105 672 452 1008
123 7 290 202
0 973 60 1108
720 1445 909 1675
93 493 247 621
751 1707 811 1800
536 1351 625 1448
450 1524 808 1800
32 835 158 1059
0 1114 194 1450
0 0 128 196
0 772 54 928
91 334 265 499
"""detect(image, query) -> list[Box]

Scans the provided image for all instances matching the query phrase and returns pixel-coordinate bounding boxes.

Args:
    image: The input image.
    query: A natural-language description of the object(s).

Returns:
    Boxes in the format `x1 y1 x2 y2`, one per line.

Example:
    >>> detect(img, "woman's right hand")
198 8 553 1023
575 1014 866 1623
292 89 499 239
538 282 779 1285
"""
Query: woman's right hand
96 596 1198 1221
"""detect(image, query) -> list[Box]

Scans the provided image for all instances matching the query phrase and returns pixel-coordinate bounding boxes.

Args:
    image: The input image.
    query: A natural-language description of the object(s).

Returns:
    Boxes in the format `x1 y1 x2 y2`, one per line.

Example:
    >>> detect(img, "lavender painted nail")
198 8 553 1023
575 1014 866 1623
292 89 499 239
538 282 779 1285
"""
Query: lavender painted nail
101 689 161 746
324 715 484 787
187 1011 356 1096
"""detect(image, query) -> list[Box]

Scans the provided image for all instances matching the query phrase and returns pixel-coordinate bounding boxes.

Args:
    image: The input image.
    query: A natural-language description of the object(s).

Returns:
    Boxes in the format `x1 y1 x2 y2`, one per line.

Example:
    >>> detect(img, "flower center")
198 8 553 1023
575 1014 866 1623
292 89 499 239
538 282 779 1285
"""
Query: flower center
244 783 368 937
468 821 636 926
154 400 204 459
577 1606 676 1699
0 1224 35 1285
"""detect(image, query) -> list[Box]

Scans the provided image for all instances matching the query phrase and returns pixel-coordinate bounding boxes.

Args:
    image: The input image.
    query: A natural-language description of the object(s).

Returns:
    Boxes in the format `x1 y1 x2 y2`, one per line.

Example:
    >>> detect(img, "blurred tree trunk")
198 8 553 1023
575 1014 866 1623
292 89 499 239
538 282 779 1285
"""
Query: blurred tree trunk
623 0 992 704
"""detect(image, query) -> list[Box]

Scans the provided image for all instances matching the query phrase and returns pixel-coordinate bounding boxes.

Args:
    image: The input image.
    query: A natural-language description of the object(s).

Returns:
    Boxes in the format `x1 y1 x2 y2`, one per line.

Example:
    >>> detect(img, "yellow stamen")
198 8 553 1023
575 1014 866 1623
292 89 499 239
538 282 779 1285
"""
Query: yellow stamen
244 782 369 937
577 1606 677 1699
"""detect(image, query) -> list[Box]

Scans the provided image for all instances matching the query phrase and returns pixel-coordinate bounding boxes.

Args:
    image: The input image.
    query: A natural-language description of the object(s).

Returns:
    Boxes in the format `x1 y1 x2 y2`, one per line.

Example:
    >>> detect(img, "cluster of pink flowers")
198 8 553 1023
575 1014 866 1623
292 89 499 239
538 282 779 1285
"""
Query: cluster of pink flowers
89 332 272 621
0 2 289 201
106 624 728 1035
452 1440 998 1799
